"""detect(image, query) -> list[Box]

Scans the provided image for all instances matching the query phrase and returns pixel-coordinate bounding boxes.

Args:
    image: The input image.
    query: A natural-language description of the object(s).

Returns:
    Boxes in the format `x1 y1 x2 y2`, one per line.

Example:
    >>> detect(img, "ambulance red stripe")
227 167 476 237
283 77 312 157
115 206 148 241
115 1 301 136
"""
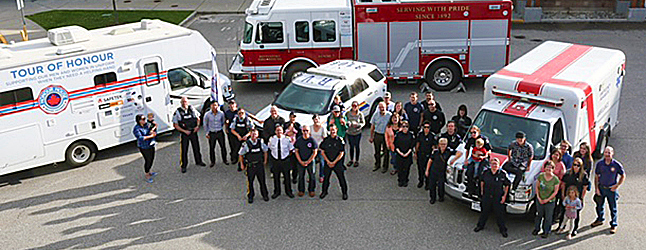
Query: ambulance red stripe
497 44 599 151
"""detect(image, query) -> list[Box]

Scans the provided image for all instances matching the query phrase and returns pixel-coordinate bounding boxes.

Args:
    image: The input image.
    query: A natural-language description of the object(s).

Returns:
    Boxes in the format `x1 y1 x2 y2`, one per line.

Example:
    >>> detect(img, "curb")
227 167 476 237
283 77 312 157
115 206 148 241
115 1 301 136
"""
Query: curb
179 10 198 27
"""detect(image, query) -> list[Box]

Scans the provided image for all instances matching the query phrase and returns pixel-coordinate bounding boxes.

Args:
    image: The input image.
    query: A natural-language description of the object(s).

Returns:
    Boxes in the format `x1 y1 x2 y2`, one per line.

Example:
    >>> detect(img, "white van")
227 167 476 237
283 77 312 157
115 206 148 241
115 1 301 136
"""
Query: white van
0 20 229 175
445 41 626 215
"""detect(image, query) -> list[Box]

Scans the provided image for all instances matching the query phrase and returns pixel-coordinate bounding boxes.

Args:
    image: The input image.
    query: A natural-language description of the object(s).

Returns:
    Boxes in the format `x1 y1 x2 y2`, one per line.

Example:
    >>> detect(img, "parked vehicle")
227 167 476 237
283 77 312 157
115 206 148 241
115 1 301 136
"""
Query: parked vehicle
230 0 513 90
0 20 227 175
444 41 626 215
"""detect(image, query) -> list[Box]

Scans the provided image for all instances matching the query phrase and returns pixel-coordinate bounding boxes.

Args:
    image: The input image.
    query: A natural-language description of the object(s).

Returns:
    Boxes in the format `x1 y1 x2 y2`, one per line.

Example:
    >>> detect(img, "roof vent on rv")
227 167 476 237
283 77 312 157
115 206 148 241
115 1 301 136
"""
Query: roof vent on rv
109 27 135 35
0 48 10 60
140 19 161 30
47 26 90 46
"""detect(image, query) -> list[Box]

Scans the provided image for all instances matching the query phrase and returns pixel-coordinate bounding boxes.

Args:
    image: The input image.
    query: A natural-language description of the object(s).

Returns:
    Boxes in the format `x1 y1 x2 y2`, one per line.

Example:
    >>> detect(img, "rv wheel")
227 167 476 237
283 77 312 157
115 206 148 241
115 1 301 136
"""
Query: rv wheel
65 141 97 167
425 61 461 91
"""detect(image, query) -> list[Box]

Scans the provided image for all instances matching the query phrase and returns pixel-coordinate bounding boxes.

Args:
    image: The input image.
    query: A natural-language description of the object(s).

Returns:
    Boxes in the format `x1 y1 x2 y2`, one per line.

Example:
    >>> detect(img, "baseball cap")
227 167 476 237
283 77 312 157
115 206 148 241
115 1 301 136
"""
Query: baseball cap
289 111 296 117
384 92 391 98
516 131 526 139
332 105 341 112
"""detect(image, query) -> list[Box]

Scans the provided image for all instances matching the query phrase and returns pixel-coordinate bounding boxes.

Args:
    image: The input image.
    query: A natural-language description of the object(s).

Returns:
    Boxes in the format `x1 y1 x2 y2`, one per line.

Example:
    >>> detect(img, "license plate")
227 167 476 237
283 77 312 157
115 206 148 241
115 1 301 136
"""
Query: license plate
471 201 481 212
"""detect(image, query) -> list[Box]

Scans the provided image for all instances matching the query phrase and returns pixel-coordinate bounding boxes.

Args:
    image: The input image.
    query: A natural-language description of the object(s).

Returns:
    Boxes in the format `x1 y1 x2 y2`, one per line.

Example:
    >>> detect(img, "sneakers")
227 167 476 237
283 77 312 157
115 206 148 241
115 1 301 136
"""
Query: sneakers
150 172 158 178
590 221 603 228
319 192 328 199
532 229 540 236
146 178 153 183
566 234 572 240
571 230 577 237
347 161 354 167
298 192 305 197
286 193 295 198
309 192 315 197
610 226 617 234
353 162 359 167
557 228 568 235
390 170 397 175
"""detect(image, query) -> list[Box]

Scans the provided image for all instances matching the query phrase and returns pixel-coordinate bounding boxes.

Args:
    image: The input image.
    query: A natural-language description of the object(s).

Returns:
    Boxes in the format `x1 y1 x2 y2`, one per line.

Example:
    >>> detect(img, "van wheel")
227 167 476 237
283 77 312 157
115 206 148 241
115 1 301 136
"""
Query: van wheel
65 141 96 167
593 130 608 159
425 61 461 91
283 62 313 85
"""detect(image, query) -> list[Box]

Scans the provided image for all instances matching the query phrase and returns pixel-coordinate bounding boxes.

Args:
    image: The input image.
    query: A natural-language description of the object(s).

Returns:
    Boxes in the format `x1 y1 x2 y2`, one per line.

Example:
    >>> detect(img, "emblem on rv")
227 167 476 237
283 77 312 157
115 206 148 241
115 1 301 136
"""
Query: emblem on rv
38 85 70 114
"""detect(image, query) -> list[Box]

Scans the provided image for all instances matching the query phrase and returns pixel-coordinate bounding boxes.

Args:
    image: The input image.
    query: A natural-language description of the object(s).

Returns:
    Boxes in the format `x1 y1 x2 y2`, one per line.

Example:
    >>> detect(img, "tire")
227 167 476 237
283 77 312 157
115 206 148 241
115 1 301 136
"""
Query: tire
365 99 381 127
424 61 461 91
593 130 608 159
283 62 314 85
65 141 96 167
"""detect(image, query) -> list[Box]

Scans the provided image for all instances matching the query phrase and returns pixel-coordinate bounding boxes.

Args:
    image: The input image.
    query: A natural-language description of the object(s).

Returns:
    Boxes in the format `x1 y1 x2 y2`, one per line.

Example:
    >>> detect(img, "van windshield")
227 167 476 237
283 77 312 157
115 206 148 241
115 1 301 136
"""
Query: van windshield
471 110 550 160
243 22 253 44
274 84 334 115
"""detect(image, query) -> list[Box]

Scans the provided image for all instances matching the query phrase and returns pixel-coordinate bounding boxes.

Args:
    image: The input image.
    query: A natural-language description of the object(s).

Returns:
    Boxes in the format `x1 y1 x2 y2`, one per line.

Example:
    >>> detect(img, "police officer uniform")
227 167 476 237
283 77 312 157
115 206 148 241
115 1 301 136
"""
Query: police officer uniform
319 134 348 200
230 114 253 169
395 130 415 187
416 130 436 189
173 105 205 172
421 109 446 135
475 168 511 237
239 138 270 203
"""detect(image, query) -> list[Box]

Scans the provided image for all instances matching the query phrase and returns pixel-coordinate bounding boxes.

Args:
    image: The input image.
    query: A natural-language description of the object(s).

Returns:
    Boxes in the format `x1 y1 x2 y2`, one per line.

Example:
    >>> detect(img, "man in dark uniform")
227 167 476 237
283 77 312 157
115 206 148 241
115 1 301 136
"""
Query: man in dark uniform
268 125 294 199
425 138 462 204
474 158 510 238
173 97 206 173
319 125 349 200
230 108 254 171
263 105 286 141
420 100 445 135
404 92 423 134
416 121 436 189
284 112 302 183
224 100 239 164
239 128 270 203
440 121 462 151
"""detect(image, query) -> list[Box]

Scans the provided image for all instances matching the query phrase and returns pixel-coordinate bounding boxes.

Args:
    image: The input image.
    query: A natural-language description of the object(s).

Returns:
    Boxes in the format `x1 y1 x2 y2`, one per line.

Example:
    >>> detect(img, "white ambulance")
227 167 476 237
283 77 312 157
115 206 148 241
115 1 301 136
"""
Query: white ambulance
444 41 625 214
0 20 227 175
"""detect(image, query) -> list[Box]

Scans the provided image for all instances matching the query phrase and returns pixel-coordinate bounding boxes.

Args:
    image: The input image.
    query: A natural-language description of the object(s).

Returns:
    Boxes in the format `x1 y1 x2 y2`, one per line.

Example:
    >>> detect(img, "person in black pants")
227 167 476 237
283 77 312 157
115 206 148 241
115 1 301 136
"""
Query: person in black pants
133 114 158 183
395 121 415 187
425 138 462 204
474 158 510 238
294 125 318 197
268 126 294 199
203 102 228 167
239 128 270 203
319 125 348 200
173 97 206 173
416 121 436 189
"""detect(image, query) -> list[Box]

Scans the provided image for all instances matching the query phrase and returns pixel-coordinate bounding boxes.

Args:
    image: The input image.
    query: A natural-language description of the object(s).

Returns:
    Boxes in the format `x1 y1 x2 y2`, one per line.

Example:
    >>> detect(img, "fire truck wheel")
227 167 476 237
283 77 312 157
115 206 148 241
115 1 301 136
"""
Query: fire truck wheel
283 62 314 85
65 141 97 167
425 61 461 91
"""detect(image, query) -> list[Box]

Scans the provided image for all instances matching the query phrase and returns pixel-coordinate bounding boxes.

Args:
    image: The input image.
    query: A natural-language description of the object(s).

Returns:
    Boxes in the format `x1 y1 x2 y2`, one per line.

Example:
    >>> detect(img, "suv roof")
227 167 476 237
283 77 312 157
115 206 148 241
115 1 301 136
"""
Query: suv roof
292 60 380 90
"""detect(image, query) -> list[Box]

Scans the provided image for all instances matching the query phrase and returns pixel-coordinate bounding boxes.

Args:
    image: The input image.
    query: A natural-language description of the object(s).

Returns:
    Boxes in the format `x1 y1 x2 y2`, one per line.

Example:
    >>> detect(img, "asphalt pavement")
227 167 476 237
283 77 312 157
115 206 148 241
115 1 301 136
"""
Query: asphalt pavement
0 20 644 249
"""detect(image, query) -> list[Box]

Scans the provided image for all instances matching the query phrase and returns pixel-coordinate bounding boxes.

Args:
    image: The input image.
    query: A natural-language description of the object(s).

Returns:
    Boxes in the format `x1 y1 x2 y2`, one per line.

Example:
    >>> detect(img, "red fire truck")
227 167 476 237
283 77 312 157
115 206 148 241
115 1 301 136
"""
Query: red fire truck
229 0 512 91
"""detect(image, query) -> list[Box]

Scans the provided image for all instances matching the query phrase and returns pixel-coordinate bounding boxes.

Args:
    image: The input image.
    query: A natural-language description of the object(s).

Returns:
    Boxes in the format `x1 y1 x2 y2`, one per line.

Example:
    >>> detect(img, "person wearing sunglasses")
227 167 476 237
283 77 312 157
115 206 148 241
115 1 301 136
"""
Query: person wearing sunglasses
394 121 415 187
556 157 590 237
133 114 158 183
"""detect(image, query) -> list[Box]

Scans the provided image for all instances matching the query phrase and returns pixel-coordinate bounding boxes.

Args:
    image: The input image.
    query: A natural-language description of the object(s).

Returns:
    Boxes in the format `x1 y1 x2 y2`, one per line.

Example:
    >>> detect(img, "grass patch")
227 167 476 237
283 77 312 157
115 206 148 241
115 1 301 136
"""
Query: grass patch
27 10 192 30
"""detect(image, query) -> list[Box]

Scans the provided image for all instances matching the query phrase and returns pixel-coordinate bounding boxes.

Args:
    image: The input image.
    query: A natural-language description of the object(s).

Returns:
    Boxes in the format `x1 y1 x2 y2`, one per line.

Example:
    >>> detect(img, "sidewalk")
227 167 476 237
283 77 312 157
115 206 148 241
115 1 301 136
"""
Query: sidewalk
0 0 252 42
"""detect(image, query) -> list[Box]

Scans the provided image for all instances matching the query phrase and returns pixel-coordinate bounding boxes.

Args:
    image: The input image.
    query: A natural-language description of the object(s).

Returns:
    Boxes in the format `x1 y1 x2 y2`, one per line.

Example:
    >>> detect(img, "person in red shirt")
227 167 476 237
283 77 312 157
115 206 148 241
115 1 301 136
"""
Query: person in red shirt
466 138 489 196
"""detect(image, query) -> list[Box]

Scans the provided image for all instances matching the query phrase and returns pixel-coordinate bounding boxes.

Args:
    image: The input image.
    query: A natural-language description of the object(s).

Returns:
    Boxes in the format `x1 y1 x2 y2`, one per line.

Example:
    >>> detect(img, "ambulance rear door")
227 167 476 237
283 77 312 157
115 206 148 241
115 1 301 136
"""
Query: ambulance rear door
138 56 172 131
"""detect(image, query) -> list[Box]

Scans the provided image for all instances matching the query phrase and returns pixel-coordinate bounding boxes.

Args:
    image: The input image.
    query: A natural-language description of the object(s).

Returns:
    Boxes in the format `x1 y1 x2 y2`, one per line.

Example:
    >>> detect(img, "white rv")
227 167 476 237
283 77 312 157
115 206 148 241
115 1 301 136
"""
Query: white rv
445 41 626 215
0 20 227 175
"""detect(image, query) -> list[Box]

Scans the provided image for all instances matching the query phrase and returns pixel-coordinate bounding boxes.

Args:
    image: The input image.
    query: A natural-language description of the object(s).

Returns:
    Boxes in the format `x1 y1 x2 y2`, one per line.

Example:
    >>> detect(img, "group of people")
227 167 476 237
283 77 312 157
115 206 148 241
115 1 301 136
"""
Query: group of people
132 93 626 239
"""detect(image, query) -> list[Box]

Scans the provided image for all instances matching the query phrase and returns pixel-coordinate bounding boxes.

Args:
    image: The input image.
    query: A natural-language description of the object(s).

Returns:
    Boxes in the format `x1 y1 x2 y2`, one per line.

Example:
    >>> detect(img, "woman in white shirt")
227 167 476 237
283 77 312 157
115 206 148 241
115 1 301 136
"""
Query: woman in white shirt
311 114 328 183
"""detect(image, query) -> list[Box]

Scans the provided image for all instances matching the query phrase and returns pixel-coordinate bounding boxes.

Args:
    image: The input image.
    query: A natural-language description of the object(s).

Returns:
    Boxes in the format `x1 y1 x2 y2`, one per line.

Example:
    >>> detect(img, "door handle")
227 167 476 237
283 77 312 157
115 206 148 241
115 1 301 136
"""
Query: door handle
259 45 265 49
146 97 152 102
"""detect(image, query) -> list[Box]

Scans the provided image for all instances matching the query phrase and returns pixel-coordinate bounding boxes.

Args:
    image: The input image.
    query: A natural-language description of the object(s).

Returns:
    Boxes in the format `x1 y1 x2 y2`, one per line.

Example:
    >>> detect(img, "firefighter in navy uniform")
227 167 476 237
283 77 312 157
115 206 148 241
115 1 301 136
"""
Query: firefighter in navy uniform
474 158 511 238
319 125 349 200
416 121 436 189
173 97 206 173
239 128 270 203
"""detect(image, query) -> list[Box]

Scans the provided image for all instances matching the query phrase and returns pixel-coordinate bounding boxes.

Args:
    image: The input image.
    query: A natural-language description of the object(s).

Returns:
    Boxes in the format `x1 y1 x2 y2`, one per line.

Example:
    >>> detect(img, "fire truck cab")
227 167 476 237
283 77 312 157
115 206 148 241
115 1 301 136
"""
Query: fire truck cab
230 0 512 91
444 41 626 215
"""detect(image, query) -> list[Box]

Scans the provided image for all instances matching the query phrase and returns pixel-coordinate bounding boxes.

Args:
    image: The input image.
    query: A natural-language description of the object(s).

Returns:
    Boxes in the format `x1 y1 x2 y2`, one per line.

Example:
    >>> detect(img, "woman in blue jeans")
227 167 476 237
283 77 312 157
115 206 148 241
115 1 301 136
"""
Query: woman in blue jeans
310 114 328 183
345 101 365 168
533 160 561 238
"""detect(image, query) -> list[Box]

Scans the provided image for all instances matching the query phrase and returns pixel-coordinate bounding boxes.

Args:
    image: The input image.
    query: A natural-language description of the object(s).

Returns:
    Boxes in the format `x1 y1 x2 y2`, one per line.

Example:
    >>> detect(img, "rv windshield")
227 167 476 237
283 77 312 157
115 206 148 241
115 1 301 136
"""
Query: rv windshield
243 22 253 44
471 110 550 160
274 84 334 115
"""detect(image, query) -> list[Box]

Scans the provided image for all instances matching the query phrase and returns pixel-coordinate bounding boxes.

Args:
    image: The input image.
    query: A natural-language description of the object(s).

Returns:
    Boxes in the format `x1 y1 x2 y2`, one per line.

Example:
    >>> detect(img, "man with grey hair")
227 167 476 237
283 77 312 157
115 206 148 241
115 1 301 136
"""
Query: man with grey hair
370 102 392 173
262 105 285 141
590 146 625 234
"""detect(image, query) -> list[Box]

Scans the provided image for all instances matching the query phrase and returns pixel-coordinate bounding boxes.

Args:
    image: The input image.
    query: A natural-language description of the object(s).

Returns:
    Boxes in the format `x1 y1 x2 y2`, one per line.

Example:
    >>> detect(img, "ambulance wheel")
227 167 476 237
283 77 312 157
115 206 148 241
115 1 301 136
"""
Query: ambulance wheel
65 141 97 167
283 62 313 85
425 61 461 91
593 130 608 159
